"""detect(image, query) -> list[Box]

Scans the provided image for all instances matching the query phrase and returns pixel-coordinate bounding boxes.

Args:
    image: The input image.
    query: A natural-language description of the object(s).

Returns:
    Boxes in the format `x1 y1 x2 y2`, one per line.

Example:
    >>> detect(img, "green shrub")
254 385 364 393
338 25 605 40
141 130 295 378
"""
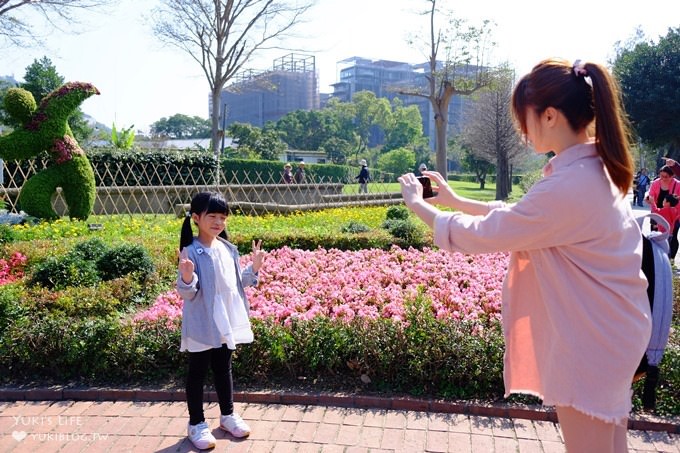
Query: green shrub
0 313 183 382
0 224 17 244
96 243 155 281
28 254 100 290
71 237 109 262
385 205 410 221
340 221 371 234
519 169 543 193
382 218 420 243
0 283 26 337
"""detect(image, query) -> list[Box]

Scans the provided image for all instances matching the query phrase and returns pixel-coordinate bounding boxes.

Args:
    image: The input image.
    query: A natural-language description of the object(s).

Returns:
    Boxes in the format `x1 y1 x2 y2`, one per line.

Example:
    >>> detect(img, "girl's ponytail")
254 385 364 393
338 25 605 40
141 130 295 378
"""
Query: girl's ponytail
180 214 194 252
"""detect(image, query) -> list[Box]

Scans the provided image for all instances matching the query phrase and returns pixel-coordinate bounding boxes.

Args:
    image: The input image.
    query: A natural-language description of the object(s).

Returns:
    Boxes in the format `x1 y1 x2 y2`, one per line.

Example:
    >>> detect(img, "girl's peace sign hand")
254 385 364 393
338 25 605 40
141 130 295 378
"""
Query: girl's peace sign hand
251 240 266 273
178 247 194 284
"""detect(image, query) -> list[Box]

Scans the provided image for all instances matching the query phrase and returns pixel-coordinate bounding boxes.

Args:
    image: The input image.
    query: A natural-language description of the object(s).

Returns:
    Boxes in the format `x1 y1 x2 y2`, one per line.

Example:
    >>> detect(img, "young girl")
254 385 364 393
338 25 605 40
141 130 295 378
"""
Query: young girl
399 59 651 452
653 193 680 237
177 191 265 450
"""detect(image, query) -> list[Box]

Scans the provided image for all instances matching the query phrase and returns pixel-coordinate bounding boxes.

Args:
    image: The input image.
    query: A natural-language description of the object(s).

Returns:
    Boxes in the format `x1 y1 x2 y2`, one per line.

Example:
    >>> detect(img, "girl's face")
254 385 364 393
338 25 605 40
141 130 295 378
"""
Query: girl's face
524 108 549 154
192 211 227 240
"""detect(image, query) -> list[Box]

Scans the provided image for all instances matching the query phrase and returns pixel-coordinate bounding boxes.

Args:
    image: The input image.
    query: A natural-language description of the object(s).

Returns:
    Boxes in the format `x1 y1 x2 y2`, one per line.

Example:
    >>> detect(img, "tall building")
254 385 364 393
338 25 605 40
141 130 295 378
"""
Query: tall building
330 57 474 147
217 53 319 128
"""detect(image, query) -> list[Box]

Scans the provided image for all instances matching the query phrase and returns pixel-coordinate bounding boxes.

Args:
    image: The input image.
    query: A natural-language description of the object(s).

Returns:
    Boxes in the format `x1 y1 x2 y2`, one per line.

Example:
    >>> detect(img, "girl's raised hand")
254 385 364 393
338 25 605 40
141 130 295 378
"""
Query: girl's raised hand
178 247 194 284
251 239 266 273
422 171 457 207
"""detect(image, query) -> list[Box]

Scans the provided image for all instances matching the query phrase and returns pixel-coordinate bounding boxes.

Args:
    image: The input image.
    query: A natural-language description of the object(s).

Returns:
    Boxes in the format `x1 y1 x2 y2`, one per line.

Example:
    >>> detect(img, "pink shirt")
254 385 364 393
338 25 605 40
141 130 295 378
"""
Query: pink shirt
655 206 680 233
648 177 680 209
433 143 651 423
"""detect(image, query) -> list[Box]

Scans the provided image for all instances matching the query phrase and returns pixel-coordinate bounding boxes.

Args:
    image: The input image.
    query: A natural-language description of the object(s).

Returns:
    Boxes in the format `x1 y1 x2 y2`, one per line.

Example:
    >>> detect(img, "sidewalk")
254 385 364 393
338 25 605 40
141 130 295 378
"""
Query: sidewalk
1 391 679 453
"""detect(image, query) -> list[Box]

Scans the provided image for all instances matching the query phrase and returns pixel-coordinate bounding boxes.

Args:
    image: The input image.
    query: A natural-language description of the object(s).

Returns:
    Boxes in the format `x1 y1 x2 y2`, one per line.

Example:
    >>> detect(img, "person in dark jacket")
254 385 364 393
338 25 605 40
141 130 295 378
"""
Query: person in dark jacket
294 161 306 183
355 159 370 193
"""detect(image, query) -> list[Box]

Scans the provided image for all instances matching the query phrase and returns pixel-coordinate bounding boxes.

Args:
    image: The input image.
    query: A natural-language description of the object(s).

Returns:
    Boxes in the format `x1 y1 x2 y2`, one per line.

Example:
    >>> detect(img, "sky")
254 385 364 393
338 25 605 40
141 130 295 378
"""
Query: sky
0 0 676 134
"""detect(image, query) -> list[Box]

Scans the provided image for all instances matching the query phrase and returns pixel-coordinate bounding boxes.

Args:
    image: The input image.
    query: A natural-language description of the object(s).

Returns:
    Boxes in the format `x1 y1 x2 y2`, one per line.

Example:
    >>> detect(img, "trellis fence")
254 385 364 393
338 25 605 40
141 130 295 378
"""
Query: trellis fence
0 159 403 217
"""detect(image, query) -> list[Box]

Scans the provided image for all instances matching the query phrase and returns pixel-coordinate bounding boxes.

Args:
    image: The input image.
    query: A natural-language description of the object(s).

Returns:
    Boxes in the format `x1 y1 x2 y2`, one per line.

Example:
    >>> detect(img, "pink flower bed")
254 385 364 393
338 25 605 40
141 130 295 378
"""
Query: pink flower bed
0 252 27 285
134 246 508 328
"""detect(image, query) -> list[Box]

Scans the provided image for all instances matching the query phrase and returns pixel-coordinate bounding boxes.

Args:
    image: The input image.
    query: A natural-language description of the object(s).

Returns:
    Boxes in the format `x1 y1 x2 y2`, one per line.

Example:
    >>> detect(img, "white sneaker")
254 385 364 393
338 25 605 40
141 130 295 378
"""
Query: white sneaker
187 421 216 450
219 413 250 438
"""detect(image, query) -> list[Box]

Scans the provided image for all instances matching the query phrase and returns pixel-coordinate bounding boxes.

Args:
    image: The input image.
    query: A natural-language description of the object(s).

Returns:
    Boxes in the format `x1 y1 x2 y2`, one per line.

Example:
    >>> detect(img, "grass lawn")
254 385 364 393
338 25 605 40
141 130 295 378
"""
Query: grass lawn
344 179 522 203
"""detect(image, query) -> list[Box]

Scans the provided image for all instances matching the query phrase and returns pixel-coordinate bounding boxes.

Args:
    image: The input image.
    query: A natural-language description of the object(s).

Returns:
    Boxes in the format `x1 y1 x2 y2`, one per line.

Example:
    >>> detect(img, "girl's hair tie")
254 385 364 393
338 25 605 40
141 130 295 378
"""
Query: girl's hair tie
572 59 588 77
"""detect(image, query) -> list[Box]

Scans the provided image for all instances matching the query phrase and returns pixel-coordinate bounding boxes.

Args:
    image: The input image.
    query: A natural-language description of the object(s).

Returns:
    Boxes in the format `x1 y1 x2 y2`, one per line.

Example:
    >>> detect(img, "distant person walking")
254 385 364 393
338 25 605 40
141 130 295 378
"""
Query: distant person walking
355 159 370 194
282 163 293 184
294 161 306 183
636 168 649 207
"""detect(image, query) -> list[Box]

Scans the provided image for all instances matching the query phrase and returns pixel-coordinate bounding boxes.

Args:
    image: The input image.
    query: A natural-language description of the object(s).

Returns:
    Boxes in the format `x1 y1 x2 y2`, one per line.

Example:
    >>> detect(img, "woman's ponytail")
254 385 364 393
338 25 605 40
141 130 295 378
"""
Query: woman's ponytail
583 62 634 196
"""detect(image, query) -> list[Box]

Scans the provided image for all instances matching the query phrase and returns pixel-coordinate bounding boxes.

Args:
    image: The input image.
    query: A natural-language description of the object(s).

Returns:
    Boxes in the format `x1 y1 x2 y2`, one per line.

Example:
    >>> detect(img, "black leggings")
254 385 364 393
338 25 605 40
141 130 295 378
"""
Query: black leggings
671 221 680 260
186 345 234 425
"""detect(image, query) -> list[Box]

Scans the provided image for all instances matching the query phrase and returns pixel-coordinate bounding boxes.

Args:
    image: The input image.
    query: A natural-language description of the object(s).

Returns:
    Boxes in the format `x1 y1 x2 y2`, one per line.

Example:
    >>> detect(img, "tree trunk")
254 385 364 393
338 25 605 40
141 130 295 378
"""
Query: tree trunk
211 88 221 158
433 87 454 177
496 152 510 200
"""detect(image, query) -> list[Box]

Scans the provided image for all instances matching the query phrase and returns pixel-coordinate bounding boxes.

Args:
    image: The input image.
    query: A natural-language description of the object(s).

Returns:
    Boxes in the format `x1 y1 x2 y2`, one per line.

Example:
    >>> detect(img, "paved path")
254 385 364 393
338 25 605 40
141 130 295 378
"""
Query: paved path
1 399 679 452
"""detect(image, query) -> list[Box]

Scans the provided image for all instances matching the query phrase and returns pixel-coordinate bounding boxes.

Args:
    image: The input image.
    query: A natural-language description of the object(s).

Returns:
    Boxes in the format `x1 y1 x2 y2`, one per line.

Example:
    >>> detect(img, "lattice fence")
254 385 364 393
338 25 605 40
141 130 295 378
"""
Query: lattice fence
0 159 403 217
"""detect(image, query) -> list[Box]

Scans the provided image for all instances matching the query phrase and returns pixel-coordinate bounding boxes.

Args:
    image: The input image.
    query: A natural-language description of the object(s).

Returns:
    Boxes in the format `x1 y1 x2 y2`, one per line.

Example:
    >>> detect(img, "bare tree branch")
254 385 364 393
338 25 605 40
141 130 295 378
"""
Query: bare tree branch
462 68 529 200
151 0 314 157
398 0 495 175
0 0 113 48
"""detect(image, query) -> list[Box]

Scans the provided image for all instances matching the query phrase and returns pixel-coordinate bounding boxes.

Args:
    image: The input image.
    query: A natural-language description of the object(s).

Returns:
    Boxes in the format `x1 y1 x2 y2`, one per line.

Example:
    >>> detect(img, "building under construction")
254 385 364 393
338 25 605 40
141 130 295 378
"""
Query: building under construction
218 54 319 128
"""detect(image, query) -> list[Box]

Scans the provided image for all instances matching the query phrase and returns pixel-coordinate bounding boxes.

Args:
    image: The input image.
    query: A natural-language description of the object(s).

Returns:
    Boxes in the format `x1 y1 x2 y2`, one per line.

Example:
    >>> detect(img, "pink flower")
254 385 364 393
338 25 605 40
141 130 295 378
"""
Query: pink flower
133 246 509 330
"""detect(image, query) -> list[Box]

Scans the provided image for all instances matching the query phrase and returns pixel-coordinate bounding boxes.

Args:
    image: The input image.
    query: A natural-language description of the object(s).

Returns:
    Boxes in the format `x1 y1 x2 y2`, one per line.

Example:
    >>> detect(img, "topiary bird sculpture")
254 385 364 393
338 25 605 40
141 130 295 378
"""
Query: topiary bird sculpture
0 82 99 220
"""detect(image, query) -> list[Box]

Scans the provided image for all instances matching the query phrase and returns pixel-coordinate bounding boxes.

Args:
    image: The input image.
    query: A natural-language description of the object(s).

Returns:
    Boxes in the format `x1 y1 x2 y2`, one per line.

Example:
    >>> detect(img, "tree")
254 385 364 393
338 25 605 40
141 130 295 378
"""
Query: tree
461 68 527 199
151 0 314 159
227 122 285 160
377 147 416 182
0 0 112 48
612 27 680 156
21 56 62 101
19 56 93 143
400 0 494 176
275 109 339 151
461 143 495 190
383 98 426 152
351 91 391 154
151 114 211 139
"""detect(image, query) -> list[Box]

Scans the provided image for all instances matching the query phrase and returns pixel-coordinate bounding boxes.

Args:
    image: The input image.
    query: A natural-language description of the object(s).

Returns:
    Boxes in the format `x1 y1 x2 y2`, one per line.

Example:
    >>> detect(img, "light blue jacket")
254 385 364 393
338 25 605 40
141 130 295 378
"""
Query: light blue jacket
177 237 258 349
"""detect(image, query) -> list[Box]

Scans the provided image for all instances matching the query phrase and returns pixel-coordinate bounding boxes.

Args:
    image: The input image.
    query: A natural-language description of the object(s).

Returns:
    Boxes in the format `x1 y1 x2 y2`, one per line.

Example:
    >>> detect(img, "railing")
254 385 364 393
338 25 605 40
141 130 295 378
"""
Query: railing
0 160 403 217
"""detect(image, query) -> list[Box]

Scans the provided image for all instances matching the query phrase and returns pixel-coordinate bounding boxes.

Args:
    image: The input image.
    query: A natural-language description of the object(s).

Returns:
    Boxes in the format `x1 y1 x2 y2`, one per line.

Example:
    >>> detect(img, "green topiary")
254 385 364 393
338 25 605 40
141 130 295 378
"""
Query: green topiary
0 82 99 220
96 243 155 281
3 88 37 126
